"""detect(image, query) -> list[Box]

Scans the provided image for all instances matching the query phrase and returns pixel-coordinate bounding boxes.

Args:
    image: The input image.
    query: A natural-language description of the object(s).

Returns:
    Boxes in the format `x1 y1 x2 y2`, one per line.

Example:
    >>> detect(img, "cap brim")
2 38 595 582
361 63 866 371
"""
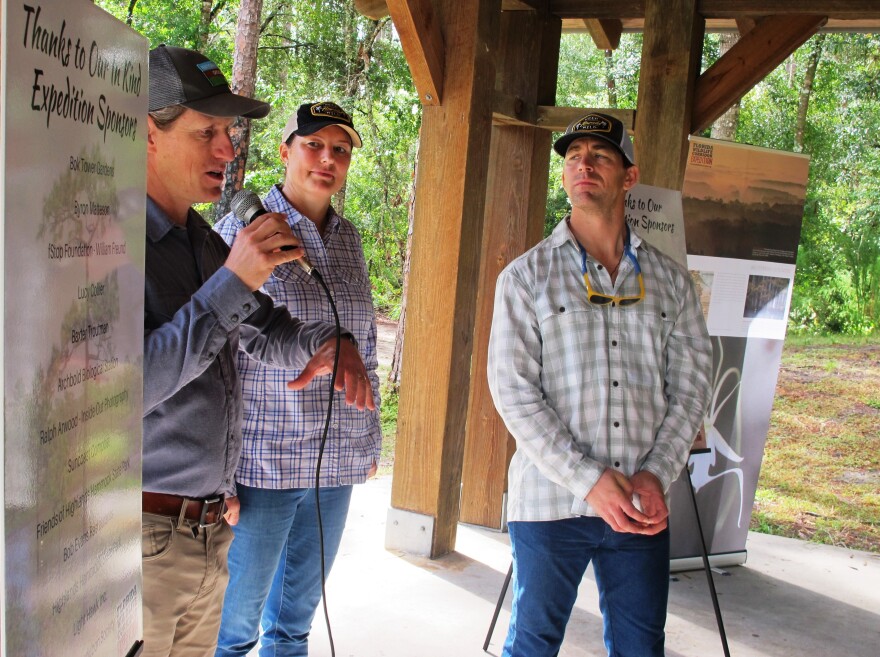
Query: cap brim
296 120 363 148
552 132 634 166
182 92 270 119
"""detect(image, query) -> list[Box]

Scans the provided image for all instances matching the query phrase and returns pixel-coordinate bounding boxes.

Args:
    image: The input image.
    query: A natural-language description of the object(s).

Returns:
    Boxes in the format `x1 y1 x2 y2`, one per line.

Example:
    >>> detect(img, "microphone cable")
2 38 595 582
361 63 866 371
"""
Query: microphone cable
310 267 340 657
230 189 346 655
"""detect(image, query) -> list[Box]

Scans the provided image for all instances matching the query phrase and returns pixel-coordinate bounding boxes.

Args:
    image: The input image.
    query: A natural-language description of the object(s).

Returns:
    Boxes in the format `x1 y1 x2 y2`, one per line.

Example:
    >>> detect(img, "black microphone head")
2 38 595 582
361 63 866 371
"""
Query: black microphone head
231 189 266 224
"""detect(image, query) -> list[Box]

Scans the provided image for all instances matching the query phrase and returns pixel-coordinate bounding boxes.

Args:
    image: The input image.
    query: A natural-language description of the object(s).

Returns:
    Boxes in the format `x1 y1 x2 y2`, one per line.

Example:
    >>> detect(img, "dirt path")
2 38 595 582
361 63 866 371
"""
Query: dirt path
375 316 397 370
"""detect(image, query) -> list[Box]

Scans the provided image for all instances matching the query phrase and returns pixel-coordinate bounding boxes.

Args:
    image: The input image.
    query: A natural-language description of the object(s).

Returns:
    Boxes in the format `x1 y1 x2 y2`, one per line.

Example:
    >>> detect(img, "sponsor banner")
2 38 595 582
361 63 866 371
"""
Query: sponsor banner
668 137 809 565
1 1 147 654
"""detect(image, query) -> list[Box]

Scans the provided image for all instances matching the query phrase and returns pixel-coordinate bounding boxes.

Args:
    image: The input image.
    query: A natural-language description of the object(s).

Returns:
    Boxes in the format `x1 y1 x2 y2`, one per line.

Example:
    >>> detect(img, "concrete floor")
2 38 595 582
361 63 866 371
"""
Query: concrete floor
252 476 880 657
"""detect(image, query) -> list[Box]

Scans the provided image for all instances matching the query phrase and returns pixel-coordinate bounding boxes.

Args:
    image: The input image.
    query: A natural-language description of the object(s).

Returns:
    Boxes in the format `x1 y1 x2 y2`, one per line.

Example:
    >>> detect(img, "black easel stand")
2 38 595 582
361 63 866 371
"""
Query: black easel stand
483 561 513 651
685 458 732 657
483 462 733 655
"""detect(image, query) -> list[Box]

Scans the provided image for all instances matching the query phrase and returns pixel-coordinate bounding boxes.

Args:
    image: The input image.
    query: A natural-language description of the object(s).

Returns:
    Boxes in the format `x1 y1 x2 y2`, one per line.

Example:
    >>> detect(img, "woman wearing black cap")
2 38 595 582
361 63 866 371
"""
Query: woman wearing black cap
213 102 380 657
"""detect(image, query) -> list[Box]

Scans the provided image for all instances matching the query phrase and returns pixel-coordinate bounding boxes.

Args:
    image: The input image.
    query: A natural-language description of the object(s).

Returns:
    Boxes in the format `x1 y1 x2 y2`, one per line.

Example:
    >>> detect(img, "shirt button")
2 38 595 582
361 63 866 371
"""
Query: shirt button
611 302 616 307
612 381 619 387
231 313 239 323
612 340 618 346
243 303 252 313
207 352 214 360
661 312 667 318
613 421 620 428
614 461 621 467
559 306 566 312
597 264 604 270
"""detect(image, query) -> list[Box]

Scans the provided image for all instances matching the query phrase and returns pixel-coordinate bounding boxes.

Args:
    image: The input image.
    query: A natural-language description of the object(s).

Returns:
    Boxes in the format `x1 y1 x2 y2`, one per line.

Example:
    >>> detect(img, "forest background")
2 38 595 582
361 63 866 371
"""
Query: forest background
96 0 879 551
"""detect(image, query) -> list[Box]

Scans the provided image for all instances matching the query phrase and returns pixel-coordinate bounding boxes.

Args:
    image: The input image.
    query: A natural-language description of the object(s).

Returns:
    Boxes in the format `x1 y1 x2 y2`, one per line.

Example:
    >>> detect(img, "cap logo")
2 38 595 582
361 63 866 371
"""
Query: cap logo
196 60 228 88
571 114 612 134
310 102 351 125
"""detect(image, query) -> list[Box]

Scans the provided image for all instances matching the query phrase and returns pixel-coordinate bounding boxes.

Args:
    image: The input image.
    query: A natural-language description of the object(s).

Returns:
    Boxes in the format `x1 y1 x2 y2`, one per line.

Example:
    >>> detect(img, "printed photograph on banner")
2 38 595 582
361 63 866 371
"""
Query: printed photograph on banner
683 137 810 265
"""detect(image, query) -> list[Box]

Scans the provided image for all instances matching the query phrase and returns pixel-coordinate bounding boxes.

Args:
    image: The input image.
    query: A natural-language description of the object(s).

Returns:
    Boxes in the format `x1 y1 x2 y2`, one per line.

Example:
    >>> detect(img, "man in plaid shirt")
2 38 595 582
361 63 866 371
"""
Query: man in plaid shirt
487 113 712 657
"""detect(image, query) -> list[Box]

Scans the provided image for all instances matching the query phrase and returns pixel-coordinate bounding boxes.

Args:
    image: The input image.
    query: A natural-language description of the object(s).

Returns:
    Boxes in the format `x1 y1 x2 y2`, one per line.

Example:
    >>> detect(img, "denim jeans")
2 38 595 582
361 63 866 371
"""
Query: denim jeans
503 517 669 657
215 484 353 657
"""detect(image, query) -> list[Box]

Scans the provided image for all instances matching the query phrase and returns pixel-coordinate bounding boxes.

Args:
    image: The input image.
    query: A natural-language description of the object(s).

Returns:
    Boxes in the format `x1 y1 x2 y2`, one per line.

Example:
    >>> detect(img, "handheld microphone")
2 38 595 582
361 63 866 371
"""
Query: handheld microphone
231 189 316 276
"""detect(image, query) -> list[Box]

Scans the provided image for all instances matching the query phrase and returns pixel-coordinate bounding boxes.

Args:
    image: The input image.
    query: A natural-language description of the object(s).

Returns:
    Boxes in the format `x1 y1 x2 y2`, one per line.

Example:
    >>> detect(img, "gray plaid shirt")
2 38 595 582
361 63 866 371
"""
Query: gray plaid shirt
488 218 712 522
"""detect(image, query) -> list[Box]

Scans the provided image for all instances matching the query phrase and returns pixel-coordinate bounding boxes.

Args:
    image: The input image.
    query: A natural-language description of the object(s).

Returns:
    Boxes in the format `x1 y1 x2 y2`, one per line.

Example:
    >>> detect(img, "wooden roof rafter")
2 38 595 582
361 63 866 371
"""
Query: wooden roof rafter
386 0 446 105
692 13 828 133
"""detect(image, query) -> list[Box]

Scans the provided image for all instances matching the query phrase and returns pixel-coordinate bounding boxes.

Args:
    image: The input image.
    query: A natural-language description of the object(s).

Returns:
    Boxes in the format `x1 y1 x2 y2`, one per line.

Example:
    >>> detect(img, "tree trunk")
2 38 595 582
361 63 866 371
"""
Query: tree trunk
216 0 264 221
710 33 741 140
604 49 617 107
389 139 419 390
794 34 826 153
199 1 213 50
126 0 138 25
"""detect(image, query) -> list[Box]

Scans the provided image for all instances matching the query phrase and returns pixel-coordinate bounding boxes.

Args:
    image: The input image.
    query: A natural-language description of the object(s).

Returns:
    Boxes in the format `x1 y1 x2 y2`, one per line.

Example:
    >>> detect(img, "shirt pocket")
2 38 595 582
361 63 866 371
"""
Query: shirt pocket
270 261 317 287
334 265 375 340
618 306 675 389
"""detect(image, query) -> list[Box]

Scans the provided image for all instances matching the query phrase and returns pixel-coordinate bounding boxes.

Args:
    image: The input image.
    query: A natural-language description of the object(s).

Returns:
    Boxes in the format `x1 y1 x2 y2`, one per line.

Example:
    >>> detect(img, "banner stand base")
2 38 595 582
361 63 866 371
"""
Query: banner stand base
670 550 747 573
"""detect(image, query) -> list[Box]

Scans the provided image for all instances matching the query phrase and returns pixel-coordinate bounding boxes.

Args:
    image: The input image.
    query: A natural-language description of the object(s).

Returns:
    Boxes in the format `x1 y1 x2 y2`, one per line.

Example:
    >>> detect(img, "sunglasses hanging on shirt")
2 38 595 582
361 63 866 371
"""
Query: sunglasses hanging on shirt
577 226 645 307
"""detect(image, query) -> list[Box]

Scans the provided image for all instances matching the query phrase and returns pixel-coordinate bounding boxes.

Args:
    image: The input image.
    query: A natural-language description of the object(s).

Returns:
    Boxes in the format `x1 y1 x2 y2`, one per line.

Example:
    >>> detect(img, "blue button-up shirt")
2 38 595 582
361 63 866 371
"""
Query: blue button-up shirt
214 185 381 488
143 197 338 498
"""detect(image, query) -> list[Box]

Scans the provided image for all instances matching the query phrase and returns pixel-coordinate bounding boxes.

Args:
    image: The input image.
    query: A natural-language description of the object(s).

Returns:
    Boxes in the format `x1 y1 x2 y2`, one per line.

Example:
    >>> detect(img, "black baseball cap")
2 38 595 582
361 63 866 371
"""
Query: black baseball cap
553 112 636 166
282 102 362 148
148 45 270 119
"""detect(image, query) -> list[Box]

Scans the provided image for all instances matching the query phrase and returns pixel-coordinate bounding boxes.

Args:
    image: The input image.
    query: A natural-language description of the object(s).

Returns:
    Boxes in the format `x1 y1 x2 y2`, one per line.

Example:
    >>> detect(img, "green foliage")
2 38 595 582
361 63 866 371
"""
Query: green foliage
98 0 420 312
735 33 880 335
96 1 880 332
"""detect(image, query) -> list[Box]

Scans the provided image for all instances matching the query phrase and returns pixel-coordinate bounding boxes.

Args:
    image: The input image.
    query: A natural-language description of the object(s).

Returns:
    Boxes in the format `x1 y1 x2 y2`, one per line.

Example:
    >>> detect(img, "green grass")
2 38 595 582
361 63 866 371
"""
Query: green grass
377 381 398 477
753 335 880 552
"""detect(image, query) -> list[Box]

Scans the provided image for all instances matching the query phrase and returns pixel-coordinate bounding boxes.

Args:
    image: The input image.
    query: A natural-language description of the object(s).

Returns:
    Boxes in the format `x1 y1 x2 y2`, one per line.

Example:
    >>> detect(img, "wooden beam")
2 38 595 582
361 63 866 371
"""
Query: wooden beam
504 0 545 9
549 1 880 20
387 0 445 105
561 17 880 34
355 0 545 20
492 98 635 132
493 90 539 127
736 16 758 35
538 106 634 132
388 0 501 559
634 0 704 189
584 18 623 49
692 14 827 133
702 1 880 19
461 9 562 530
353 0 389 20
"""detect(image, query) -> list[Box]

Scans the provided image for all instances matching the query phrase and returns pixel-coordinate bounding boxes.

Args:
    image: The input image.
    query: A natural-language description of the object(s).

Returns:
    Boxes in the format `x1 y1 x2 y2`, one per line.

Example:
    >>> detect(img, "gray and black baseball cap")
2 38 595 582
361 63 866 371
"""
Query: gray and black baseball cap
553 112 635 166
148 44 270 119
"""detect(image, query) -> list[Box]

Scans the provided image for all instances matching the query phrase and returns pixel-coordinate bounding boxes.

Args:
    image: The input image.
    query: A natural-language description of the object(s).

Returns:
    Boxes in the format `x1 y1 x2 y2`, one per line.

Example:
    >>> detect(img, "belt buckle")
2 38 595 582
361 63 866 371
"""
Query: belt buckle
199 496 225 528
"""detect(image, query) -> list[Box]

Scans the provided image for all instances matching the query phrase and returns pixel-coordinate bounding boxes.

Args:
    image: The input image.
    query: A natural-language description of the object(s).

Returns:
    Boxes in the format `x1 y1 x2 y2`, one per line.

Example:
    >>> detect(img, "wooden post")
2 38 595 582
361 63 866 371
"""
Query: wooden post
459 10 562 529
634 0 704 190
386 0 501 558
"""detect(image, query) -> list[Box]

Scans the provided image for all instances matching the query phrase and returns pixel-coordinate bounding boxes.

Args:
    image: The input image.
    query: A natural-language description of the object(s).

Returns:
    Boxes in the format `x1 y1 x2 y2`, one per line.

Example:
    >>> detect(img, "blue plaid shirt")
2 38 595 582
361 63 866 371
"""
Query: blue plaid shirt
214 185 381 488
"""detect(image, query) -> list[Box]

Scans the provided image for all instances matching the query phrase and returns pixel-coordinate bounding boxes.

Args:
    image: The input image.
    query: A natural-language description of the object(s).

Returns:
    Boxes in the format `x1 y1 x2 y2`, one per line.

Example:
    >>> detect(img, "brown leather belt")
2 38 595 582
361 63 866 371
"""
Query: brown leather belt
142 491 226 527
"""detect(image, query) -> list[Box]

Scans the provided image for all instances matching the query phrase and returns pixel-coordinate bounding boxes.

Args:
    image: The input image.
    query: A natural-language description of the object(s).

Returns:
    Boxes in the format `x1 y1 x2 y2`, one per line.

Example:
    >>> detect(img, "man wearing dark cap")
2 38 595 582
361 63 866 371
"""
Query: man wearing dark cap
487 113 712 656
142 46 374 656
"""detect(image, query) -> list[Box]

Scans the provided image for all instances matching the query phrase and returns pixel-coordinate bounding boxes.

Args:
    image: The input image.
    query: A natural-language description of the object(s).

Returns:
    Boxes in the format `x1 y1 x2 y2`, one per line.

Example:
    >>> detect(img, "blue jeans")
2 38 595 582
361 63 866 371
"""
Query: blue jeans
215 484 353 657
503 517 669 657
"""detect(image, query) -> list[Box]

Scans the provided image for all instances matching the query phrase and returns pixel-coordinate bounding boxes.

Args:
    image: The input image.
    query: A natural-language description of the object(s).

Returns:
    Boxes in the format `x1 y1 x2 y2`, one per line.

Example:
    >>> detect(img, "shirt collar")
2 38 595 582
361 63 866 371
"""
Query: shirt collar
266 185 342 235
146 196 183 242
146 196 209 242
551 214 645 253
